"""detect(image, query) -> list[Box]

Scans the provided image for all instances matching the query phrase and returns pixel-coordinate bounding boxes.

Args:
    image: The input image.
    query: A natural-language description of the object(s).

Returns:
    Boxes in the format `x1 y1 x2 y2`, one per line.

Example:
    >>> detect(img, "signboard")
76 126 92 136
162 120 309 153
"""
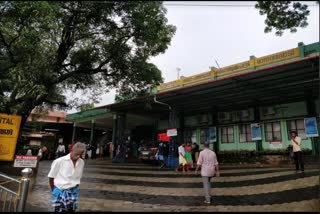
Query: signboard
157 80 182 91
13 155 38 168
304 117 319 137
251 123 262 140
209 127 217 143
0 113 22 161
167 128 177 137
218 60 254 76
269 141 283 149
158 133 170 142
255 48 299 67
183 71 211 86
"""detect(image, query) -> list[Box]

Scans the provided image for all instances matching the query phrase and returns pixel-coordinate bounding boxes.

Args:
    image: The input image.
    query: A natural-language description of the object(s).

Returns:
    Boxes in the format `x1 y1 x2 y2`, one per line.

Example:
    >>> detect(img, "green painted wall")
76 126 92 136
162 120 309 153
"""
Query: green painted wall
157 101 316 151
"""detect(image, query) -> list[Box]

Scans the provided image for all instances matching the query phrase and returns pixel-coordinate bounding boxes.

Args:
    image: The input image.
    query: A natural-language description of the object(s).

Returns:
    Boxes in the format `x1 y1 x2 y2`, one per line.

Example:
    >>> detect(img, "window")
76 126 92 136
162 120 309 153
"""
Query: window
264 121 282 141
200 128 209 144
287 119 307 140
239 124 252 142
184 129 197 143
221 126 234 143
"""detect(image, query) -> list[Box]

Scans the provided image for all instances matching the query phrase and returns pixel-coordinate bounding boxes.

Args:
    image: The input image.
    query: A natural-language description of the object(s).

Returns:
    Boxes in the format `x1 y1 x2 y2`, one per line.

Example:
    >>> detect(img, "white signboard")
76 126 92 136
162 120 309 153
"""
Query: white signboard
269 141 283 149
14 155 38 168
167 128 177 137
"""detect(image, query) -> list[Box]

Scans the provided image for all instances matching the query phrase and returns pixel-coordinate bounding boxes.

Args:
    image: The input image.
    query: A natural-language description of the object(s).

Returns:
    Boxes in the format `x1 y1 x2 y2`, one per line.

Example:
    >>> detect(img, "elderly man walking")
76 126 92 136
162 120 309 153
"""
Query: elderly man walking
48 142 86 212
195 142 220 204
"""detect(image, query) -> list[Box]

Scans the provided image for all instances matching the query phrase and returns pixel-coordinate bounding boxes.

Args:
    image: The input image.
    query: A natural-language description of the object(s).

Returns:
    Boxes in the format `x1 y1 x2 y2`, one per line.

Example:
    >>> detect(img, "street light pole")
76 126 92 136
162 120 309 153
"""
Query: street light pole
176 67 181 80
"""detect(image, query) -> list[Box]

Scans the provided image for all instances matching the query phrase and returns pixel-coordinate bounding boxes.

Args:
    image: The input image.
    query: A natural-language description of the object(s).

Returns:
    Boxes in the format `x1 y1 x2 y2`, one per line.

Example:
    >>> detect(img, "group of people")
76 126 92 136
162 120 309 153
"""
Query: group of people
174 142 199 173
48 131 305 212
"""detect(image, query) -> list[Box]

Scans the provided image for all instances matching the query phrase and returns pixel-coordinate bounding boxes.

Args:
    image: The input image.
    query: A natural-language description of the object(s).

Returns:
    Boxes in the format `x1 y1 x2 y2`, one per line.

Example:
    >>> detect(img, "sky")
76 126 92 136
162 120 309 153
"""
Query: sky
67 1 319 113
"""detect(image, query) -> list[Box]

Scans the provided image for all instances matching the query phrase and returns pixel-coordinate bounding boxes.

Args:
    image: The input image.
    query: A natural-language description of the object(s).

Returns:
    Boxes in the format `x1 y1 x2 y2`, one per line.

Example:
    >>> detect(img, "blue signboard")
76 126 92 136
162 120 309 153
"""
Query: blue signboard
251 123 262 141
304 117 319 137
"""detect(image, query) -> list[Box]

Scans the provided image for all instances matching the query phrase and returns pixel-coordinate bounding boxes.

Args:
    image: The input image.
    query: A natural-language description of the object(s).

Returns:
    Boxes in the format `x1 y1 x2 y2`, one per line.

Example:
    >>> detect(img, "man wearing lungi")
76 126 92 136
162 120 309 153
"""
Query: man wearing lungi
48 142 86 212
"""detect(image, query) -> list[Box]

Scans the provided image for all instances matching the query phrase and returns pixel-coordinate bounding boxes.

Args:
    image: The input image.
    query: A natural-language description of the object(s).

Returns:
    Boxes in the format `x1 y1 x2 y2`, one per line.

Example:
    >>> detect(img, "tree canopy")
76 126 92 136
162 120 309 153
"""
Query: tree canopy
0 1 176 127
255 1 318 36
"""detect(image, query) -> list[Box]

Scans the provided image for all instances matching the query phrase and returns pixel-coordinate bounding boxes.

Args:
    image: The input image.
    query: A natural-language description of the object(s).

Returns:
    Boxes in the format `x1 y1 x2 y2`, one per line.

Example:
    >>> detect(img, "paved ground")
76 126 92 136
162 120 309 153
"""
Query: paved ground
25 158 320 212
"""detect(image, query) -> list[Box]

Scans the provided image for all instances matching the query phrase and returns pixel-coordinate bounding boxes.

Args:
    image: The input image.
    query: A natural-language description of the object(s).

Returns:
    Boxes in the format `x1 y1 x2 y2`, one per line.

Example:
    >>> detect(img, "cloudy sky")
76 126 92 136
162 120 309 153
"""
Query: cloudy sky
67 1 319 113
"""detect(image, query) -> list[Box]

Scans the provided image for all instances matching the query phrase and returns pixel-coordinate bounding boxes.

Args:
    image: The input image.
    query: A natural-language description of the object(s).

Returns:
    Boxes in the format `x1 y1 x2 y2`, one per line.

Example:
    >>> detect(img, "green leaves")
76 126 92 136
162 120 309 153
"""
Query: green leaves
0 1 175 127
255 1 311 36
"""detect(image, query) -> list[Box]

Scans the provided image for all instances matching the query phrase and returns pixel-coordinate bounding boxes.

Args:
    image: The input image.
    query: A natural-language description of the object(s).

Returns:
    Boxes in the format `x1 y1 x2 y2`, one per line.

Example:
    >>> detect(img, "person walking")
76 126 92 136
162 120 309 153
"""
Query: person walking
195 142 220 204
175 143 187 173
291 131 304 173
156 141 166 168
48 142 86 212
192 142 200 164
184 142 193 171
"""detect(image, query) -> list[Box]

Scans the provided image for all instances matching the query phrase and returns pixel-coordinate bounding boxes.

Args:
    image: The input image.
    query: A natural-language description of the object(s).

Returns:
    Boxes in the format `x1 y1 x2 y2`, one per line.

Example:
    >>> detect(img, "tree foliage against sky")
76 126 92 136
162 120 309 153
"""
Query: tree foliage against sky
0 1 176 128
255 1 317 36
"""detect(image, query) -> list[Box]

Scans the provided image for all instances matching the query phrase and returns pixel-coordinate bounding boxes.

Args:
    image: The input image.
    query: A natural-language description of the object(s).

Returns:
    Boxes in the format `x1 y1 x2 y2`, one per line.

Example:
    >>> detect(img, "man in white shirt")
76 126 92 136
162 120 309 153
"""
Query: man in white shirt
175 143 187 173
55 142 66 159
291 131 304 173
48 142 86 212
195 142 220 204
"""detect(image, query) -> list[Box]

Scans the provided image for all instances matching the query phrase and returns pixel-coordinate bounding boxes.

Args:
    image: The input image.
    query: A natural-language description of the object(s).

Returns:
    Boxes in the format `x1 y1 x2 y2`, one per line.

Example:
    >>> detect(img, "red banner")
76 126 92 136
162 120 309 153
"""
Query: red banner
158 133 170 142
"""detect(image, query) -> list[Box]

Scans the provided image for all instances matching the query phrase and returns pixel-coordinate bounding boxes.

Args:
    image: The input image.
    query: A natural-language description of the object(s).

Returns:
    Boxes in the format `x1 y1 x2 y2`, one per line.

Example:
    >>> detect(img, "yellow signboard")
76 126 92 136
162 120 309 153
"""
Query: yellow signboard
0 113 22 161
218 60 254 76
255 48 299 67
183 71 211 85
157 80 181 91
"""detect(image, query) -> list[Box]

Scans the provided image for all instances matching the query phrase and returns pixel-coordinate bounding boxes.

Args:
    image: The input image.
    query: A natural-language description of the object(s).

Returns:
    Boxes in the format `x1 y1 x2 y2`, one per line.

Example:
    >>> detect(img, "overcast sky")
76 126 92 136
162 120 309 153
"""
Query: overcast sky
67 1 319 113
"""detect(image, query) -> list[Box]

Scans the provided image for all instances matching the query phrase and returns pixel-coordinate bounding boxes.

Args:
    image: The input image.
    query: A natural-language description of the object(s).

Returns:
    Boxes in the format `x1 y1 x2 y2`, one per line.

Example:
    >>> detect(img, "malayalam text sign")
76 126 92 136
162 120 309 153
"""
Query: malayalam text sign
0 113 22 161
167 128 177 137
218 60 254 76
255 48 299 67
13 155 38 168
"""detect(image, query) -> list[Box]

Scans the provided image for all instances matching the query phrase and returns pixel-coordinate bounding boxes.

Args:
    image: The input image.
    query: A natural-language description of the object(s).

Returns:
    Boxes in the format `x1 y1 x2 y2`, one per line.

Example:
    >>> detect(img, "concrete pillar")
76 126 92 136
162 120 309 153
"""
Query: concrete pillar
111 114 117 159
254 106 262 152
178 111 184 145
305 92 319 156
211 107 219 152
71 122 77 143
90 119 95 145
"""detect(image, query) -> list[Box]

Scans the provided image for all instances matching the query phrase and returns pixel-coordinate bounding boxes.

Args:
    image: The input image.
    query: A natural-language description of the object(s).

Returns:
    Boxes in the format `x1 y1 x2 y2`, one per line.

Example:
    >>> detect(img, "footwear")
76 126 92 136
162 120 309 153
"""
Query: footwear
204 200 211 204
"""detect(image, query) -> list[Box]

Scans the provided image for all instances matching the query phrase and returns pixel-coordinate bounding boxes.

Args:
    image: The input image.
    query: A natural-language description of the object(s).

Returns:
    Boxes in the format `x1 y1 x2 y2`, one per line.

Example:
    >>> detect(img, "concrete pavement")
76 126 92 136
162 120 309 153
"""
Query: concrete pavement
25 158 320 212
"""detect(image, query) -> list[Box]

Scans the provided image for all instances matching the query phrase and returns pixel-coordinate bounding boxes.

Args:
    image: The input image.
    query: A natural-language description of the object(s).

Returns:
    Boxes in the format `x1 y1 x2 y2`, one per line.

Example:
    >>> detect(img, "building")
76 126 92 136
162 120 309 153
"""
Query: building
66 41 320 158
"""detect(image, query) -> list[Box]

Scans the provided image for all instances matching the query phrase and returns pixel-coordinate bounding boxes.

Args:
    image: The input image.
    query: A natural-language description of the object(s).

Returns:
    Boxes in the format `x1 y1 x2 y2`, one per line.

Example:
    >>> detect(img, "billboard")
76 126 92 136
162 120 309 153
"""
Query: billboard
0 113 22 161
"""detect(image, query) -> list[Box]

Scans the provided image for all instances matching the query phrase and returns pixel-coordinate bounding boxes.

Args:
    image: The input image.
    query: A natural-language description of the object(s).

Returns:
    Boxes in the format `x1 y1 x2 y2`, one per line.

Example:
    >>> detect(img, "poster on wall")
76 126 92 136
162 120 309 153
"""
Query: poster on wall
209 127 216 143
269 141 283 149
304 117 319 137
251 123 262 140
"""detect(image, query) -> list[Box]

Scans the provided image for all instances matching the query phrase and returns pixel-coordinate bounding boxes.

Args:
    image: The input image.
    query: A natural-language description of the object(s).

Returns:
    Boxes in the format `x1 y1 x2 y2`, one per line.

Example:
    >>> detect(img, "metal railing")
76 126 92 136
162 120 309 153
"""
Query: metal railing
0 168 33 212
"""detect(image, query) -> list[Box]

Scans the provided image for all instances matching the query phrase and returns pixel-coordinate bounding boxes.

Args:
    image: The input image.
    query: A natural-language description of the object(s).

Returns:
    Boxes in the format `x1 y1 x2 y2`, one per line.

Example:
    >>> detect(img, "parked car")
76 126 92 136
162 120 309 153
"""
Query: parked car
138 145 158 163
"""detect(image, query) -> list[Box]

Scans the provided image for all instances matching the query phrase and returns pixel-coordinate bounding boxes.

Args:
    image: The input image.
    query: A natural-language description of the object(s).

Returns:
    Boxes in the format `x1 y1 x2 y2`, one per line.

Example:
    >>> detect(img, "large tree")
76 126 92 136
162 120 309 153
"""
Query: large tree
0 1 176 129
255 1 319 36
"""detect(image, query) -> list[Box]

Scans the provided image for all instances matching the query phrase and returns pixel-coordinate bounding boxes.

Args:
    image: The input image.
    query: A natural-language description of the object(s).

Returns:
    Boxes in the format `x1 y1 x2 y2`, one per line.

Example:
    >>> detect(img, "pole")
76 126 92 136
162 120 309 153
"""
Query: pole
17 168 33 212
